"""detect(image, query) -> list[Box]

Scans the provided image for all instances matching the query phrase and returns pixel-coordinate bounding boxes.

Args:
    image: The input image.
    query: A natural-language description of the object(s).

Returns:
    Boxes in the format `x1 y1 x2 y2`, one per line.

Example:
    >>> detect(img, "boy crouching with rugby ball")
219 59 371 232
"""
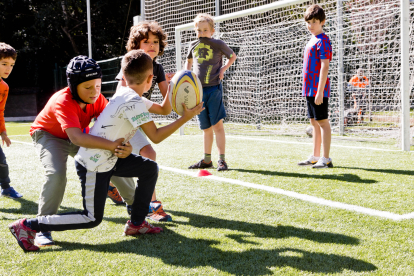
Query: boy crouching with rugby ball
8 50 203 252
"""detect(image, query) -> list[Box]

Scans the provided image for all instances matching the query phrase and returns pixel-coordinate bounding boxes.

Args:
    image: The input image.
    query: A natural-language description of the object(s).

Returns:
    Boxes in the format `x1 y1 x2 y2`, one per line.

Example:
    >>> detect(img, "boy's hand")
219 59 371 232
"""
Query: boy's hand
114 141 132 159
165 72 175 83
219 68 226 80
181 102 204 120
1 133 11 147
110 138 125 154
315 93 324 105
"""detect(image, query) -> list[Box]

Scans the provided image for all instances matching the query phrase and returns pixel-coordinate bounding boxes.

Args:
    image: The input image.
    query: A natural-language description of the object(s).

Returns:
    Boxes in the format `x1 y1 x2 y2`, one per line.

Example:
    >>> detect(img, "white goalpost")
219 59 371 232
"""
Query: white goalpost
102 0 413 150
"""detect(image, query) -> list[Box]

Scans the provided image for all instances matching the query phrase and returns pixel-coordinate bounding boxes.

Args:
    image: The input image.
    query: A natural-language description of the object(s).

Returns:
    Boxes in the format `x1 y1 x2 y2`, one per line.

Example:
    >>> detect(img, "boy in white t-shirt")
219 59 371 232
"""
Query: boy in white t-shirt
8 50 203 251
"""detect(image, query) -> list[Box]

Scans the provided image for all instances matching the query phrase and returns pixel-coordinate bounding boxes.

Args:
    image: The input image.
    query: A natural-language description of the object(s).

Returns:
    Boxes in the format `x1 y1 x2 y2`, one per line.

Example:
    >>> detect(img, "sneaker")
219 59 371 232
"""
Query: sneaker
312 157 334 169
34 231 55 247
123 220 163 236
147 201 172 222
8 219 39 251
1 187 23 198
107 186 124 205
297 155 319 166
217 159 228 171
188 159 214 169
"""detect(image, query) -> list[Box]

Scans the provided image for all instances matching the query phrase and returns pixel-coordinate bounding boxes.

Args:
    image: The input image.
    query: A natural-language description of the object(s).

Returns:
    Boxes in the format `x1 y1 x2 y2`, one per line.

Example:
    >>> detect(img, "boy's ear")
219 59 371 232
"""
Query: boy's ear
147 74 154 84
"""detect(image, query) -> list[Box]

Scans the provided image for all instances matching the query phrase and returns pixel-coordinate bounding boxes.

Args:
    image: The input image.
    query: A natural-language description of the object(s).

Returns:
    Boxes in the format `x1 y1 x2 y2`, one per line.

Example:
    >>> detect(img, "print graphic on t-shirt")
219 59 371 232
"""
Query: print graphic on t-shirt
101 125 114 129
194 43 213 64
110 99 142 119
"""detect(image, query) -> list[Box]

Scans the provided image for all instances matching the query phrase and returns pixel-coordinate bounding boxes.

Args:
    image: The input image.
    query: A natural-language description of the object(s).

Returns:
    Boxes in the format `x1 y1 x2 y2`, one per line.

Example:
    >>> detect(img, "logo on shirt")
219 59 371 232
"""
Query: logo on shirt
90 153 101 163
101 125 114 129
131 112 150 124
194 43 213 64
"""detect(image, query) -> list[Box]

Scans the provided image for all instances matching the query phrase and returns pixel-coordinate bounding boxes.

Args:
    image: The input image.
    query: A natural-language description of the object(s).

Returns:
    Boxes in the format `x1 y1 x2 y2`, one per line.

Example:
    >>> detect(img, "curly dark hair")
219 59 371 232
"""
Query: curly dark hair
126 21 167 59
0 42 17 60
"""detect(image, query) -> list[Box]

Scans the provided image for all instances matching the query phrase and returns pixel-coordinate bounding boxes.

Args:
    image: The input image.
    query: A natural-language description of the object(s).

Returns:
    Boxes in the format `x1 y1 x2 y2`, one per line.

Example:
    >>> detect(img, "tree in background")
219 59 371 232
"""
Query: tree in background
0 0 138 109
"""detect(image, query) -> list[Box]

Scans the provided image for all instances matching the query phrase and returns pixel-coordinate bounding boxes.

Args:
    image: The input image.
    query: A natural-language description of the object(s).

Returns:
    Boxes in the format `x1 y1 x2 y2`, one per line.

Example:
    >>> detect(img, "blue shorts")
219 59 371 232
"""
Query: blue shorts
197 83 226 130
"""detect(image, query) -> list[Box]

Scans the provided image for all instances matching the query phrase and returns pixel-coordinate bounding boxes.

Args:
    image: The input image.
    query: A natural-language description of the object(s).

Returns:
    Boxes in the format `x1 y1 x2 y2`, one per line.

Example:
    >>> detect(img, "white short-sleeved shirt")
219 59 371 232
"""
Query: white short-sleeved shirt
75 87 154 172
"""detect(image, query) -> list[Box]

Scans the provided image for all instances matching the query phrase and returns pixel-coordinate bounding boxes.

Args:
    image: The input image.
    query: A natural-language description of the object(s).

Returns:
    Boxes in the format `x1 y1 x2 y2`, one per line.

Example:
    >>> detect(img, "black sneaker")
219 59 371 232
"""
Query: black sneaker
217 159 228 171
188 159 214 169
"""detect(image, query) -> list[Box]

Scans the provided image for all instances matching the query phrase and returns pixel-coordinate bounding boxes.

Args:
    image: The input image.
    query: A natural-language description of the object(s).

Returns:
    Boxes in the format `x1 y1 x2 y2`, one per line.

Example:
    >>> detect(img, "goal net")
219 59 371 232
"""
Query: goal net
140 0 414 144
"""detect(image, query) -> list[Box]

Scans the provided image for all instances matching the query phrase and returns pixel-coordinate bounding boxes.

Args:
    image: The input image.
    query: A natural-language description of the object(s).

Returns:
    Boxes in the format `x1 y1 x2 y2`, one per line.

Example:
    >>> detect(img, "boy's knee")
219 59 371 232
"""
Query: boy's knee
140 145 156 161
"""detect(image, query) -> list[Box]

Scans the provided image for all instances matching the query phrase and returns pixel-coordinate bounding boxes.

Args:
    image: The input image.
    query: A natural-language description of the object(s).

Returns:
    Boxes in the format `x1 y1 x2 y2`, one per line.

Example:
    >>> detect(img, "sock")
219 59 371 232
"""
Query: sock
219 154 225 161
131 220 144 226
0 183 10 190
204 154 211 163
25 219 40 232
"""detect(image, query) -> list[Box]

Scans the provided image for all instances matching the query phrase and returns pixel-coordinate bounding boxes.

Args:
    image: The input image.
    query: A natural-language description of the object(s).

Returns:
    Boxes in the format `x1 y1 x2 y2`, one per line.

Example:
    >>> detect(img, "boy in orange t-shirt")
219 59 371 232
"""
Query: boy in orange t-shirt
0 43 22 198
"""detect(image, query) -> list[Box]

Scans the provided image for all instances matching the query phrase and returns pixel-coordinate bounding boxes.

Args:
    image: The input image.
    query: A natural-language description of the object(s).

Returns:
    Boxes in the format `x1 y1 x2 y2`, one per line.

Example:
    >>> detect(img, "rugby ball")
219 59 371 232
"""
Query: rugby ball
169 70 203 116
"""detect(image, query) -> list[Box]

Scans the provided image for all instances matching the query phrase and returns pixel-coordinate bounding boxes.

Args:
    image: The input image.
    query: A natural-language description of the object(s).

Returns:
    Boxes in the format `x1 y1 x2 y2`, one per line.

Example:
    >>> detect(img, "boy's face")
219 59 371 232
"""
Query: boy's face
195 22 214 38
305 18 325 36
0 57 16 79
76 79 102 104
139 32 159 60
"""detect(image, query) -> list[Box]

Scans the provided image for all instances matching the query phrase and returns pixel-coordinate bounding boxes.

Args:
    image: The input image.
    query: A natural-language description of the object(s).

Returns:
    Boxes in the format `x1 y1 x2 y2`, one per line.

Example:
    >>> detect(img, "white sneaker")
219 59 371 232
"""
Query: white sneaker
312 157 333 169
298 155 319 166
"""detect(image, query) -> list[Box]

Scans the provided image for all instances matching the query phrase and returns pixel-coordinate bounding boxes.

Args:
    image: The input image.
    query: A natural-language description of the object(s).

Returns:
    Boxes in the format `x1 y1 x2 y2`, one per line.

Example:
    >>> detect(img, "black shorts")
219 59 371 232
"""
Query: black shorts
306 97 329 120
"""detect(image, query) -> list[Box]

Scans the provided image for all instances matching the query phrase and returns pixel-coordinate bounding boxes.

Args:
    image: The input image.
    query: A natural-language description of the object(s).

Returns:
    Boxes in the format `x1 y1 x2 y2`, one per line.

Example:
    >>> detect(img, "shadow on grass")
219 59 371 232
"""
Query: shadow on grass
49 211 376 274
231 168 377 184
0 197 38 216
335 166 414 177
0 197 91 217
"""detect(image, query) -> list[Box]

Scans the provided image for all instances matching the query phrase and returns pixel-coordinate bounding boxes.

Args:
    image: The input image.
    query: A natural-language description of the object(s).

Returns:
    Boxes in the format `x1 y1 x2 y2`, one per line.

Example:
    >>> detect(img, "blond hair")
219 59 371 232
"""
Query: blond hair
194 13 215 30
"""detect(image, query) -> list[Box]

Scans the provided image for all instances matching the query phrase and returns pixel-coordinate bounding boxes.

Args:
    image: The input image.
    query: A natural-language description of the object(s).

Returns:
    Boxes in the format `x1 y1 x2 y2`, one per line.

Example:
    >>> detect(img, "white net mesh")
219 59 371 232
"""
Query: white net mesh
108 0 414 142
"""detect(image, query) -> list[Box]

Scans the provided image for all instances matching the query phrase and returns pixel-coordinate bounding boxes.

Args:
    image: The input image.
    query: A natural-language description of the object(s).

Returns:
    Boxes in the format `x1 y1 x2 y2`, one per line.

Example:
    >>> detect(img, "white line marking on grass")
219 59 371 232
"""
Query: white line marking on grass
159 165 412 221
226 135 406 152
10 140 32 145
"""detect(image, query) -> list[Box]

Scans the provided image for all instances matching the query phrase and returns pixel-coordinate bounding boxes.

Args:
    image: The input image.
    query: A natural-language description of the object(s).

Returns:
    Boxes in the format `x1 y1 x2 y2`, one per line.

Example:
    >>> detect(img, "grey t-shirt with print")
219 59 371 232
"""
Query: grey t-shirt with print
187 37 234 87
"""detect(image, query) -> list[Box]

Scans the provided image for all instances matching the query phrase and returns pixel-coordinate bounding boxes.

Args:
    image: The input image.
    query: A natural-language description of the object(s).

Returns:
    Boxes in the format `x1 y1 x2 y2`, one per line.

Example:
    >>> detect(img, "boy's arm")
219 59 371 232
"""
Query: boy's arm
186 58 193 70
147 86 172 115
315 59 330 105
1 132 11 147
65 128 132 158
141 102 204 144
219 53 237 80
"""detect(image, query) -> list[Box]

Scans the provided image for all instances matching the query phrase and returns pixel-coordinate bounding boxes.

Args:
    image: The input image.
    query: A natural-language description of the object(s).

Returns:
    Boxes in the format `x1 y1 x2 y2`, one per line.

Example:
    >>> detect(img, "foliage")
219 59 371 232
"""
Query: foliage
0 0 138 106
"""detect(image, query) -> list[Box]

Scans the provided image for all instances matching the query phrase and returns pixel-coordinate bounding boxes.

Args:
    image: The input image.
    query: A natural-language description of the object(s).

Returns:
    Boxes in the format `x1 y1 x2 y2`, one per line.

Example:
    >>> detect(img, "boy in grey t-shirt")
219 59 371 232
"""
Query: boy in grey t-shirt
186 13 237 171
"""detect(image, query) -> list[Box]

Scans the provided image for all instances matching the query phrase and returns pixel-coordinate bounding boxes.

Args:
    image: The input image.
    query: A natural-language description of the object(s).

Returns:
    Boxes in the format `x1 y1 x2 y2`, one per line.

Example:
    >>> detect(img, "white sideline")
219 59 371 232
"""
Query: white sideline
10 139 412 221
226 135 408 152
159 165 412 221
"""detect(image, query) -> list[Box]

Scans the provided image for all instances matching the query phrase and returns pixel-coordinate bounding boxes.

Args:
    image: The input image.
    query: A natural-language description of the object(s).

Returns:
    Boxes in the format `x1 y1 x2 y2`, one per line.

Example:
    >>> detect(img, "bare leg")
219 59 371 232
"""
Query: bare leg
212 120 225 155
203 127 214 155
310 119 321 157
317 119 331 158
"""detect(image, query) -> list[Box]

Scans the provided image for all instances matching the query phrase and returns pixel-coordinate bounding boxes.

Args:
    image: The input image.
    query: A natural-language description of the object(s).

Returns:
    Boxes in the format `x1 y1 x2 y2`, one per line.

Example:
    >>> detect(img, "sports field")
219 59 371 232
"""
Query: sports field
0 122 413 275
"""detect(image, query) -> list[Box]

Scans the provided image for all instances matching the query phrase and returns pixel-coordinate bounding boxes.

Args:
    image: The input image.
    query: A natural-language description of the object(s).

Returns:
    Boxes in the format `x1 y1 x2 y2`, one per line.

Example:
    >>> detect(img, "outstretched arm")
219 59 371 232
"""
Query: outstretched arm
141 102 204 144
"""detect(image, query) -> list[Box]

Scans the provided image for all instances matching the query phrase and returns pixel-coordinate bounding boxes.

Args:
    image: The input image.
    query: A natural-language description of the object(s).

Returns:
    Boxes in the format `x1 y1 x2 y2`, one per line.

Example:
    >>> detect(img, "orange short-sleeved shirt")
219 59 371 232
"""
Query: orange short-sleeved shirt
30 87 108 139
349 75 369 88
0 79 9 133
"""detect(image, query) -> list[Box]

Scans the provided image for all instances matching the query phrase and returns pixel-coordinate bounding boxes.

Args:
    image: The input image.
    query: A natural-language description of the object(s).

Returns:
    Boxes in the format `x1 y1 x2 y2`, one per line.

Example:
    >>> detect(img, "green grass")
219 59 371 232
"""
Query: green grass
0 122 413 275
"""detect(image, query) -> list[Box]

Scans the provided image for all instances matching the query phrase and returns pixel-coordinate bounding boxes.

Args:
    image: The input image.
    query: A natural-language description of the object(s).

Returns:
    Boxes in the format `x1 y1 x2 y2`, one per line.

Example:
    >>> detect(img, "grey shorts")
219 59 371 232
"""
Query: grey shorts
129 128 151 155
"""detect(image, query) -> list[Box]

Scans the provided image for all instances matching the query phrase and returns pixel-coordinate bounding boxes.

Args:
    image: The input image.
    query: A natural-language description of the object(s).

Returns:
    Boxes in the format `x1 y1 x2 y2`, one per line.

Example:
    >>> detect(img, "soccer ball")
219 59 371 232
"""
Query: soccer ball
305 126 313 137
